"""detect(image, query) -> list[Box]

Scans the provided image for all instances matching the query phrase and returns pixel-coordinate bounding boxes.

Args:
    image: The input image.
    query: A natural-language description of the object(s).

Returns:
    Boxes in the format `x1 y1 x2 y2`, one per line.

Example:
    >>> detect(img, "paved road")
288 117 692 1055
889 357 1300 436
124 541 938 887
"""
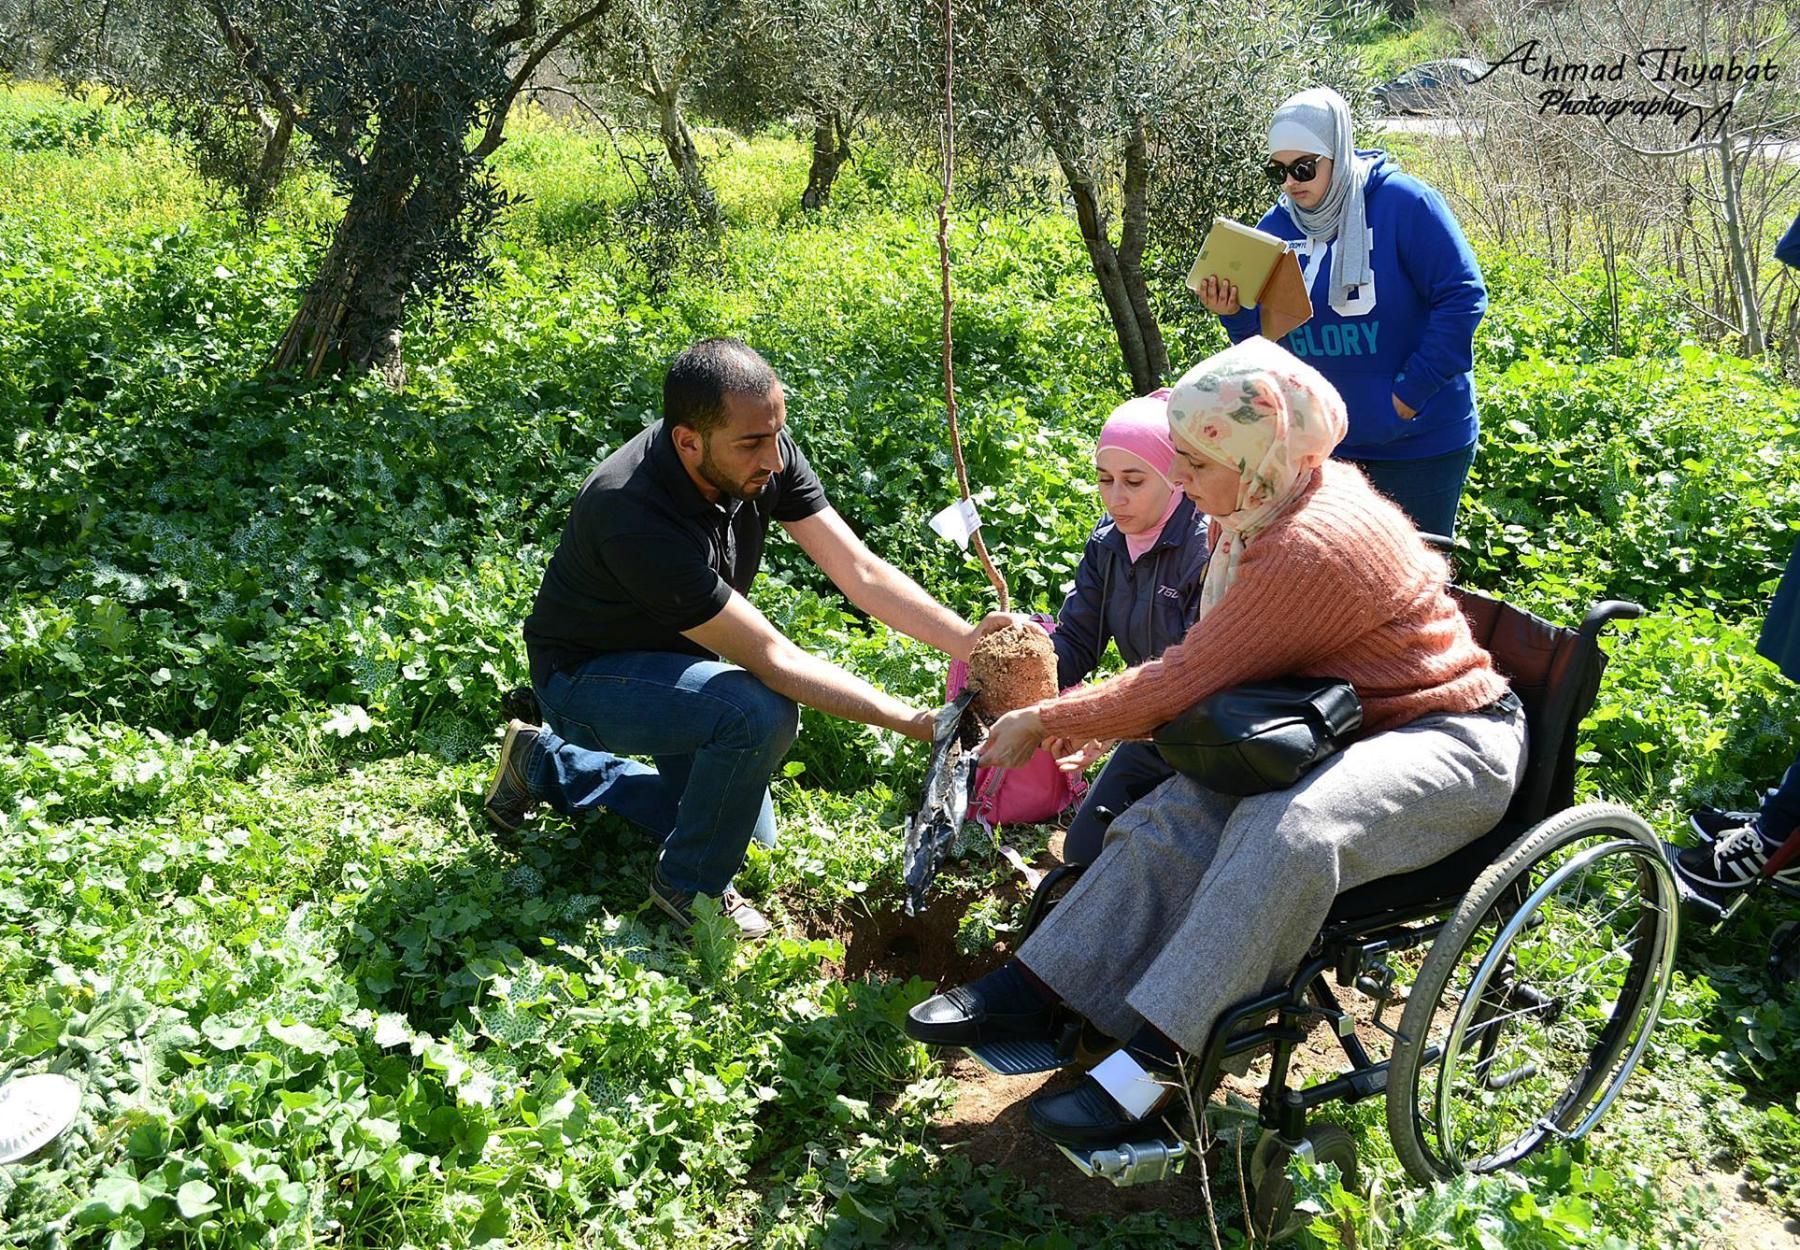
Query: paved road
1368 114 1800 163
1367 116 1483 137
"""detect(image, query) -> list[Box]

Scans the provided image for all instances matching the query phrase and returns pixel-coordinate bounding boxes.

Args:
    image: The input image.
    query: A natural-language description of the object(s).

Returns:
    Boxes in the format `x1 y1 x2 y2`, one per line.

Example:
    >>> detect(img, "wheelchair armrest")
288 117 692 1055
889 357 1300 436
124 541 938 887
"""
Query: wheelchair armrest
1577 599 1648 646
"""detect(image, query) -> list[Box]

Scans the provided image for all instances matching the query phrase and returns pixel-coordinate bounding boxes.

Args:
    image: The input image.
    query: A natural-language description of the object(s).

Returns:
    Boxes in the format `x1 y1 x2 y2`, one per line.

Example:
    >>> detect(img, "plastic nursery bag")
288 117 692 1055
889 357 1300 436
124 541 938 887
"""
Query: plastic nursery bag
902 687 981 914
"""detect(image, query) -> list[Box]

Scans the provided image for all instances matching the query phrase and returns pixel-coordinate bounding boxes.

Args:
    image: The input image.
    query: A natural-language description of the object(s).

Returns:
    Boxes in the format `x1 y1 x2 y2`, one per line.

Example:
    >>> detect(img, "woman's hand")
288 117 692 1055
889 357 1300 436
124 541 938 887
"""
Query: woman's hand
978 706 1047 769
1196 275 1242 316
1046 737 1111 774
1392 393 1417 420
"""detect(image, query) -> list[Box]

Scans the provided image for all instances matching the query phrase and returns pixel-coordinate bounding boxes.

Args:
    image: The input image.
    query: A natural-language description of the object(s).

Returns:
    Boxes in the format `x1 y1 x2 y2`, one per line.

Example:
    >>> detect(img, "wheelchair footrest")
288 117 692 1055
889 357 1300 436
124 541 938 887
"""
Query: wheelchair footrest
964 1037 1073 1076
1661 841 1731 921
1057 1137 1187 1186
964 1017 1085 1076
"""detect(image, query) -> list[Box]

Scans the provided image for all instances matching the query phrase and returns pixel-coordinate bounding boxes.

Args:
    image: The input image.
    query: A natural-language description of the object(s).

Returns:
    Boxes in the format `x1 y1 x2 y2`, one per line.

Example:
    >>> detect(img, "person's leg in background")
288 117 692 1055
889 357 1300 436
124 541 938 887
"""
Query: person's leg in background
1675 750 1800 897
1345 440 1478 537
1061 742 1176 866
1759 751 1800 844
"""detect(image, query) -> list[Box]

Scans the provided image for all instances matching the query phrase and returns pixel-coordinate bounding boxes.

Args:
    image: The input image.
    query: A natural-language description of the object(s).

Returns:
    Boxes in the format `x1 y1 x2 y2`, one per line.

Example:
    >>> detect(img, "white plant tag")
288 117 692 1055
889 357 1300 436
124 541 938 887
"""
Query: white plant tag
928 497 982 550
1090 1049 1170 1120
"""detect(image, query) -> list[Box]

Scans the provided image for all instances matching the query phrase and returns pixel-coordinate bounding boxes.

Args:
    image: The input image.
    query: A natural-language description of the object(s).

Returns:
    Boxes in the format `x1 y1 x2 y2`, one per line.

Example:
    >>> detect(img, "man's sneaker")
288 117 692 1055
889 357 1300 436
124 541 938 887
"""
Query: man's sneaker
648 870 773 941
1671 818 1800 893
484 719 540 833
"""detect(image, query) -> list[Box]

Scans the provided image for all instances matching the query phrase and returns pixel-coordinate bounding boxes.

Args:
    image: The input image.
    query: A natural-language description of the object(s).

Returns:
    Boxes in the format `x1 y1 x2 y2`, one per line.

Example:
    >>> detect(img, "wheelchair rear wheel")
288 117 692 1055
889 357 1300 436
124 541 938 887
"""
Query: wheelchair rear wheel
1385 803 1680 1183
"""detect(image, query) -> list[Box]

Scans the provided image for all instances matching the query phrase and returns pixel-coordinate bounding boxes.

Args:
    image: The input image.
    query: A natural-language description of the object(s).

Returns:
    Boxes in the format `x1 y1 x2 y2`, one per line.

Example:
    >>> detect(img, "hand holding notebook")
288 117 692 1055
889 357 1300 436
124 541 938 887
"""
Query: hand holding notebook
1186 217 1314 340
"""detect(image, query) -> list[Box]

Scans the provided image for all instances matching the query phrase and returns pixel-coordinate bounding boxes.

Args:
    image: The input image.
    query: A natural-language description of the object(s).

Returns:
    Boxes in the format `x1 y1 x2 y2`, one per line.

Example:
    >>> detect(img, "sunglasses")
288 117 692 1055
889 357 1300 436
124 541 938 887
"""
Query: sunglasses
1263 156 1322 187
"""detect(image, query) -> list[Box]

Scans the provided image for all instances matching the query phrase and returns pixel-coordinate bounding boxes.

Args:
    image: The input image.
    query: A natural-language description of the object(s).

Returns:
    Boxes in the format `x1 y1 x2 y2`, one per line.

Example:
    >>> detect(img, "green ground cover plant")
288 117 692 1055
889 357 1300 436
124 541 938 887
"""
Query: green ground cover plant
3 81 1800 1248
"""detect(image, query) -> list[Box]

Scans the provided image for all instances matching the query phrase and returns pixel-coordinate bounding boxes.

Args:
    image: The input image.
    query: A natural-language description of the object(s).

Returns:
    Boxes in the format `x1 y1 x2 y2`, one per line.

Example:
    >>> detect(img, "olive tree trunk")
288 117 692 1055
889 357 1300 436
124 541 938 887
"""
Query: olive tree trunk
655 91 718 223
1046 116 1168 394
270 144 456 385
801 110 850 212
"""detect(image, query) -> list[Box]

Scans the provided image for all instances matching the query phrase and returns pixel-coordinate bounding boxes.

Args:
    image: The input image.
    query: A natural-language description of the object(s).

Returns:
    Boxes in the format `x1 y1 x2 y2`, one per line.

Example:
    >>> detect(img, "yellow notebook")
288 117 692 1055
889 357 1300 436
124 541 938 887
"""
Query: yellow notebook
1186 218 1289 310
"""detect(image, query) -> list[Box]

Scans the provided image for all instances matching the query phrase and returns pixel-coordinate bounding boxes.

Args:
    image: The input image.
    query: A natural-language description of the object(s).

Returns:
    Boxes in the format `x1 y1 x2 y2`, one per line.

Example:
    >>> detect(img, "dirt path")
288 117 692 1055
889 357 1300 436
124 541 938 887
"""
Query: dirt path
1695 1172 1800 1249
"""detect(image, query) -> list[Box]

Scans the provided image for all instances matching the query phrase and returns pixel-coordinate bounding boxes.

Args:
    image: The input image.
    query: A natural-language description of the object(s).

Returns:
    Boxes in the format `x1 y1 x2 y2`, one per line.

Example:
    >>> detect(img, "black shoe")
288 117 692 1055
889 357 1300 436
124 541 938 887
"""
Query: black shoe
500 685 541 726
1026 1070 1180 1148
1689 806 1759 842
1672 819 1800 892
484 719 540 833
905 964 1058 1048
647 870 774 941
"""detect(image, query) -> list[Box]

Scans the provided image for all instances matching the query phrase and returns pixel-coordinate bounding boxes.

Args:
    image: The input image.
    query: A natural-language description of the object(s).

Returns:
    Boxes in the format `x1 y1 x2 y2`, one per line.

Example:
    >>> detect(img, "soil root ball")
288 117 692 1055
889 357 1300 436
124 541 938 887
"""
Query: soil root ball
967 623 1058 719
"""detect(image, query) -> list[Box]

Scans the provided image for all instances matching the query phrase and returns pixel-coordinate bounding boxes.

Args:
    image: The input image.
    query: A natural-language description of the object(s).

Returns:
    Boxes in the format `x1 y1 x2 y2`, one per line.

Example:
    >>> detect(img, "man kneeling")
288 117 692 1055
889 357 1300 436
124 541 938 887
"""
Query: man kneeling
486 337 1004 938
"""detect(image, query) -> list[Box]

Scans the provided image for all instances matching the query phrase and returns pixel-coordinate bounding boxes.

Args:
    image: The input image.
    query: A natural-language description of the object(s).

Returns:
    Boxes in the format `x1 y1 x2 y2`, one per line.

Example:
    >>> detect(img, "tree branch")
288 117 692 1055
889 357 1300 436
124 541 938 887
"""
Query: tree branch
489 0 536 47
202 1 299 128
202 0 364 171
1117 113 1149 271
471 0 613 162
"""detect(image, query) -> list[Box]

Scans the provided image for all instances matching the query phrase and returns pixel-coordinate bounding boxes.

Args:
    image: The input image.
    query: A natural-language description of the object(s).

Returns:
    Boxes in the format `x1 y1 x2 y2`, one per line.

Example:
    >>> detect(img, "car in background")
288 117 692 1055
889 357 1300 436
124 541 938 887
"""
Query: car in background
1372 58 1491 116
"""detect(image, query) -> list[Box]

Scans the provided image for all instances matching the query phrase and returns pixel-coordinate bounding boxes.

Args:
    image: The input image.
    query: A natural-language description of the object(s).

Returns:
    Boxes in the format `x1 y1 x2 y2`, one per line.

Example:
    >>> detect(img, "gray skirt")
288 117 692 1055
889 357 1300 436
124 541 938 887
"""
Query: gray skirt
1017 701 1528 1055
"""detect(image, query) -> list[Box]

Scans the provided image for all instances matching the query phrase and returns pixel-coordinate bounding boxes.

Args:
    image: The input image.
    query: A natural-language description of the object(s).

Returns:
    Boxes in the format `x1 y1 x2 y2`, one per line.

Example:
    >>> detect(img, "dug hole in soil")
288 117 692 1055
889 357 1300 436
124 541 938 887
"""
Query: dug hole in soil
801 817 1444 1225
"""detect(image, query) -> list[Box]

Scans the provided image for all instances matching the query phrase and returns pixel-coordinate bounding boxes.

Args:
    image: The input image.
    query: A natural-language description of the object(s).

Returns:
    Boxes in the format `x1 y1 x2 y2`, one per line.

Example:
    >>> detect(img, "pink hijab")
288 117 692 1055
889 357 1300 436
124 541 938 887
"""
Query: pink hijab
1096 388 1181 561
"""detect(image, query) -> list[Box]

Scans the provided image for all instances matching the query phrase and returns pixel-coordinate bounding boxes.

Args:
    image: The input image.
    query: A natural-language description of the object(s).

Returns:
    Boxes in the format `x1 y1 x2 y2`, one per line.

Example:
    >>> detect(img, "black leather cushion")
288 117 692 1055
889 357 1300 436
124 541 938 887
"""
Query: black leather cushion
1452 588 1600 825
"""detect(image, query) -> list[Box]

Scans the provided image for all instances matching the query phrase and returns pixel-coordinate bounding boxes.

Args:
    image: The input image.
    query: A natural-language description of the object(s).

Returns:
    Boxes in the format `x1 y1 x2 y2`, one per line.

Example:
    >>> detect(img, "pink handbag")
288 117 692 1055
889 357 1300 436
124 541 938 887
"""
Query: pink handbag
947 616 1088 828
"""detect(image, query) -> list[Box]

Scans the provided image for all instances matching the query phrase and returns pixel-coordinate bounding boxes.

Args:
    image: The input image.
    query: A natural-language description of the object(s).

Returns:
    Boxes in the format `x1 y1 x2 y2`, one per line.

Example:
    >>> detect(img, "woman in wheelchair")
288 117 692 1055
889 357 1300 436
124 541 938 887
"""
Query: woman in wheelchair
905 337 1529 1147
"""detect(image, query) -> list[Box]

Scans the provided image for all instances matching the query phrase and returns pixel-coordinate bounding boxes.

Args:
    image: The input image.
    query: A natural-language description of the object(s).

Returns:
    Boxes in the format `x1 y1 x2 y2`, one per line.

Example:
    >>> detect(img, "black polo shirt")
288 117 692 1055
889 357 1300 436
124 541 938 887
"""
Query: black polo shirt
523 420 829 686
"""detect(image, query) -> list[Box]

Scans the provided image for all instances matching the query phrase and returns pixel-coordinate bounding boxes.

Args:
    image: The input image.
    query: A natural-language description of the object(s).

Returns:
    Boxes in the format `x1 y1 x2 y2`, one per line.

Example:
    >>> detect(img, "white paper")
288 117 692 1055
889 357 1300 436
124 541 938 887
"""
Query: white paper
928 497 983 550
1090 1049 1171 1120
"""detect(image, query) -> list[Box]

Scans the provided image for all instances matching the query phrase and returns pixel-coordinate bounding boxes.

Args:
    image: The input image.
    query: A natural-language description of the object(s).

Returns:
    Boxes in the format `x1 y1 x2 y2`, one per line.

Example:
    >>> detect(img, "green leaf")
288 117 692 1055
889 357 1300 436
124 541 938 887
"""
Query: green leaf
266 1018 336 1055
73 1175 150 1224
322 703 373 737
200 1016 259 1050
175 1180 219 1220
373 1012 414 1048
14 1002 65 1056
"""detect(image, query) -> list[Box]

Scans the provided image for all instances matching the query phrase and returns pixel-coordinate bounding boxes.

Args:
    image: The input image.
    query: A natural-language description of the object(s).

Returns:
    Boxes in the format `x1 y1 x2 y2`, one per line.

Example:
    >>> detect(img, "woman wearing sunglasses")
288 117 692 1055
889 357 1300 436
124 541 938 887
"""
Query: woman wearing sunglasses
1196 86 1486 536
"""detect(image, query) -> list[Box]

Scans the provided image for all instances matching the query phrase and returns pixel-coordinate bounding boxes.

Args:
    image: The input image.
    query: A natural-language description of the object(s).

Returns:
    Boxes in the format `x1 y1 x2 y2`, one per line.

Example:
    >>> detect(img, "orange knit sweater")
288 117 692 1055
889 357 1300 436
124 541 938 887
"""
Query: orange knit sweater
1037 461 1508 743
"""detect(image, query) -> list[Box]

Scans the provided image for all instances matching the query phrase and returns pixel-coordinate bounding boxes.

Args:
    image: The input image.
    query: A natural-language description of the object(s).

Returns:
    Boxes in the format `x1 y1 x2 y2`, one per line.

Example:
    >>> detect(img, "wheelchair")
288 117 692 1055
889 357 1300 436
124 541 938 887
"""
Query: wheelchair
965 583 1683 1237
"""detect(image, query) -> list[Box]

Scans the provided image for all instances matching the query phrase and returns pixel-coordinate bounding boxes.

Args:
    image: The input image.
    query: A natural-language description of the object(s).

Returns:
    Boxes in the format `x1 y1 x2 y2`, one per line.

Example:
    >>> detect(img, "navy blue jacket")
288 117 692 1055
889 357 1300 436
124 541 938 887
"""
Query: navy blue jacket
1051 498 1212 690
1760 535 1800 684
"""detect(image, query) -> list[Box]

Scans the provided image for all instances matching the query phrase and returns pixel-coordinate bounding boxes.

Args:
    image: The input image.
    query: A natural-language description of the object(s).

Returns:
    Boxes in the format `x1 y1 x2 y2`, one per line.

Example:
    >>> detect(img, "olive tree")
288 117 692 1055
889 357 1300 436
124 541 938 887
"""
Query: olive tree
698 0 903 211
567 0 726 223
41 0 612 383
944 0 1367 393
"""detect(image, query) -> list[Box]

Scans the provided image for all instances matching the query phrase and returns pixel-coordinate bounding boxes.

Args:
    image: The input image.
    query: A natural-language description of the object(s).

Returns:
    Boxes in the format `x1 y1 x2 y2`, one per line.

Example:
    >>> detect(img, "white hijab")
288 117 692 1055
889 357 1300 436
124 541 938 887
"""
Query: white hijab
1267 87 1375 310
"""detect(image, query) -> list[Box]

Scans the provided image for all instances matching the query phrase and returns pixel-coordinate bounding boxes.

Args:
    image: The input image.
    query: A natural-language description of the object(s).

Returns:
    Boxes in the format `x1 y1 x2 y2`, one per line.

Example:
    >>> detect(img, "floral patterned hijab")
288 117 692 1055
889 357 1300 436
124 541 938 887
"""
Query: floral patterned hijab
1165 337 1348 619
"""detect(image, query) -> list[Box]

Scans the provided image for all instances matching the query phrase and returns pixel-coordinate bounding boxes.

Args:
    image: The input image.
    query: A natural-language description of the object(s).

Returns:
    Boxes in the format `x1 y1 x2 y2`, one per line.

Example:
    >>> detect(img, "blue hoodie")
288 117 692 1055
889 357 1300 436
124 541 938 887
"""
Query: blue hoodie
1777 211 1800 271
1219 151 1486 462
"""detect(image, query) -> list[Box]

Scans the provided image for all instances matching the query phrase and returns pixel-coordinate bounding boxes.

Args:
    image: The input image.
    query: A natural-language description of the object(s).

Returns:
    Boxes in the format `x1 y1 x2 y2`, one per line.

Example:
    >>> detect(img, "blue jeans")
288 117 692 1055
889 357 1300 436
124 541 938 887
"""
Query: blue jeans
1343 441 1478 538
1762 752 1800 843
524 652 800 894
